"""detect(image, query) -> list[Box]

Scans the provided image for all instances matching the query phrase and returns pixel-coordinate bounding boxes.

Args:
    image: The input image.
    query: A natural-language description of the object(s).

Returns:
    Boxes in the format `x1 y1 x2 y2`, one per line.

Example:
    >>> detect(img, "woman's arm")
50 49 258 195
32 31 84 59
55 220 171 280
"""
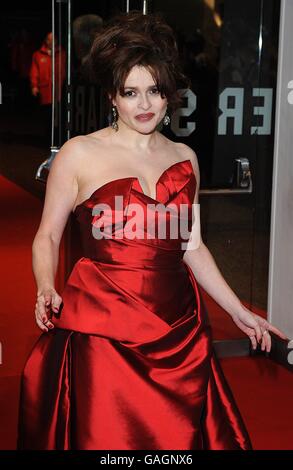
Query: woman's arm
181 143 245 320
33 234 60 293
179 143 288 351
32 137 82 331
183 241 245 319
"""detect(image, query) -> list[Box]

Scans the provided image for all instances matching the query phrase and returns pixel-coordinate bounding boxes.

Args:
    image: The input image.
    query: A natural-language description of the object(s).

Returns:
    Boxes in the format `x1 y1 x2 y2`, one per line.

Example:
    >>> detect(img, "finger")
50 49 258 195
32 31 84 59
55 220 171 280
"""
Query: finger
51 295 62 313
35 301 53 323
264 331 271 353
35 317 48 332
244 326 257 337
253 314 288 341
260 328 272 353
35 302 48 324
43 318 54 329
267 324 288 340
40 293 54 315
261 333 266 351
254 323 262 343
44 294 52 309
232 317 256 338
250 314 265 341
249 335 257 350
51 303 60 313
36 307 54 328
36 311 54 329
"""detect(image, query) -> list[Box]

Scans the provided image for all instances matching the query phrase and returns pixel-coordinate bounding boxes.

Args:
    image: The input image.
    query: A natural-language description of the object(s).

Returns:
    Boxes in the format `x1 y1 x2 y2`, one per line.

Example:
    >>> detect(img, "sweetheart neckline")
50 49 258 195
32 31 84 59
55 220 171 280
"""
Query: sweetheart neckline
73 158 193 213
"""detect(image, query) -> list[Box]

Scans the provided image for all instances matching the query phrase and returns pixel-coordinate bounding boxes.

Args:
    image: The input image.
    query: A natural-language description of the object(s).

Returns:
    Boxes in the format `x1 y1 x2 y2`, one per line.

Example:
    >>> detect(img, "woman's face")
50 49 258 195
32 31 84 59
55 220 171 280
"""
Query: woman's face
112 65 168 134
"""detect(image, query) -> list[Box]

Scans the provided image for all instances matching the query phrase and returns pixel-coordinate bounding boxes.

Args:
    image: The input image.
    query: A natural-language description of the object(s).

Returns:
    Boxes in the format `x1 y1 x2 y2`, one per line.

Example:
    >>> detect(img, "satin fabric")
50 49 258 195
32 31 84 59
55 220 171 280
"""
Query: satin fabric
17 159 252 450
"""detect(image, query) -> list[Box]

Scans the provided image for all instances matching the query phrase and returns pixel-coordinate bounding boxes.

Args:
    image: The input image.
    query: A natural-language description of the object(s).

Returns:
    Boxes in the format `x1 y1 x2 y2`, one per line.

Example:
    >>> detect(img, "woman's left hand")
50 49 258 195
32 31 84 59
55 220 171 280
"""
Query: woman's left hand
231 306 288 352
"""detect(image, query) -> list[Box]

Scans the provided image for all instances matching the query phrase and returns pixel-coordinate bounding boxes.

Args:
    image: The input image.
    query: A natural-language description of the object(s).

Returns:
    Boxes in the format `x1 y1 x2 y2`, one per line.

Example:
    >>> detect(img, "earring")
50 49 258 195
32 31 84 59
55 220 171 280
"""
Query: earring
163 112 170 126
111 106 118 131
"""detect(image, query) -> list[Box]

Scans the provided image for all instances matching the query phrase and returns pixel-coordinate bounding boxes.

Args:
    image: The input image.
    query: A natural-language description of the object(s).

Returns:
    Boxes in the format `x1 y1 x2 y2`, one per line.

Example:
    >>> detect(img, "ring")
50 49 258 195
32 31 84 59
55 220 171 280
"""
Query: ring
262 329 268 335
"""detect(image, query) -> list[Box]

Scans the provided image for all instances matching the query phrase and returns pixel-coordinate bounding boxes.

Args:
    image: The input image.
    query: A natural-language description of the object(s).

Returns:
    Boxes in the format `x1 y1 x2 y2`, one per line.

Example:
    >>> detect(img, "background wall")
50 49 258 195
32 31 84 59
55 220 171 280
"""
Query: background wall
268 0 293 340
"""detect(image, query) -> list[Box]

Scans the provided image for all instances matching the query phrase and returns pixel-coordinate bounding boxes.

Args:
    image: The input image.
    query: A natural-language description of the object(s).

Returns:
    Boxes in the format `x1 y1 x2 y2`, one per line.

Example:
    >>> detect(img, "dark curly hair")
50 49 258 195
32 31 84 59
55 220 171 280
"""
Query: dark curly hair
87 10 190 113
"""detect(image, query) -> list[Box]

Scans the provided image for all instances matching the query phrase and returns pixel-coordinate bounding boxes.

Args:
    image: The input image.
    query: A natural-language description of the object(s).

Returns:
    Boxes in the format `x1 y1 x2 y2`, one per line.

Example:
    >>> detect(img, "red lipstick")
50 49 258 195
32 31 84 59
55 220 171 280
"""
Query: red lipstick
135 113 155 122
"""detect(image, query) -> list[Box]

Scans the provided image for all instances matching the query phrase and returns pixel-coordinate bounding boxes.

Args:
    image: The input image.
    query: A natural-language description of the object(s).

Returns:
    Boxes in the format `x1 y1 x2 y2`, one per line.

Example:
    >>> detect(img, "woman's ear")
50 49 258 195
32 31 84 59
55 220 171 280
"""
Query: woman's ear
108 94 116 107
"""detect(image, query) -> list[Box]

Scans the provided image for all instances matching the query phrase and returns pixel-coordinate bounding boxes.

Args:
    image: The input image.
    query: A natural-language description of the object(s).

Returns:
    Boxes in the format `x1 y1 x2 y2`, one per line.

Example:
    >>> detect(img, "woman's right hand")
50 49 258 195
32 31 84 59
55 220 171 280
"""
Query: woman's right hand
35 287 63 332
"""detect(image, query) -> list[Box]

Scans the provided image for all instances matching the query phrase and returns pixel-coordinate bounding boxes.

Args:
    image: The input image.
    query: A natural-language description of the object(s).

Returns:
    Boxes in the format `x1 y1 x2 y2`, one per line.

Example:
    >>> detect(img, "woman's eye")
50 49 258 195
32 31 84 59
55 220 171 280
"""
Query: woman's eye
124 90 135 97
123 89 159 97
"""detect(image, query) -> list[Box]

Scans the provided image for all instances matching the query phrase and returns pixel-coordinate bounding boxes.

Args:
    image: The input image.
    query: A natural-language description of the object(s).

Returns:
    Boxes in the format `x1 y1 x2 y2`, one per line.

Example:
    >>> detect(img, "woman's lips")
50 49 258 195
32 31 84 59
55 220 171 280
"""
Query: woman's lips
135 113 155 122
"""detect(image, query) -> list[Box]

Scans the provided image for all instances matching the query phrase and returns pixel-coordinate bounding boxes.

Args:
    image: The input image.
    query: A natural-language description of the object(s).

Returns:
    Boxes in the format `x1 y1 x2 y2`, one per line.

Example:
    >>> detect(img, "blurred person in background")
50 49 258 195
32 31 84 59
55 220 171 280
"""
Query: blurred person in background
30 32 66 144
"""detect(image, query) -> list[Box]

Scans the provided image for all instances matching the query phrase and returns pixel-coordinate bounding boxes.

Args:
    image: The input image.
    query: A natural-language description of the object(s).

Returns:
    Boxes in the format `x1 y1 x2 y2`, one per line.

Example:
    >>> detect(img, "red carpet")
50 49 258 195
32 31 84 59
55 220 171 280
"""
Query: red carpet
0 175 292 449
220 356 293 450
0 176 65 449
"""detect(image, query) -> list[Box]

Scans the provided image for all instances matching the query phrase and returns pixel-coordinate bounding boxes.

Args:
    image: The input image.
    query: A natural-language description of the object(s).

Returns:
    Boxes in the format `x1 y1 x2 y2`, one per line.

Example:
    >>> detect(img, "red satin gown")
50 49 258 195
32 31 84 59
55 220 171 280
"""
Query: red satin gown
17 159 252 450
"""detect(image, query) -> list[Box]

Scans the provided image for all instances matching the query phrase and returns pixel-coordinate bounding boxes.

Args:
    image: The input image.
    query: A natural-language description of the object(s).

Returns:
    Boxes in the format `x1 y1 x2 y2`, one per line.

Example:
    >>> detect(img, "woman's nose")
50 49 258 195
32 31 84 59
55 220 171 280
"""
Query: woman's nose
138 94 151 109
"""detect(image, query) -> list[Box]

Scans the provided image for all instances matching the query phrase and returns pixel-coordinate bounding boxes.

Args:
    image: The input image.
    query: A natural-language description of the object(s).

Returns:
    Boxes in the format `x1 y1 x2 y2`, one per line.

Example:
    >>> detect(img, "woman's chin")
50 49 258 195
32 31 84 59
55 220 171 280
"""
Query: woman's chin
133 120 160 134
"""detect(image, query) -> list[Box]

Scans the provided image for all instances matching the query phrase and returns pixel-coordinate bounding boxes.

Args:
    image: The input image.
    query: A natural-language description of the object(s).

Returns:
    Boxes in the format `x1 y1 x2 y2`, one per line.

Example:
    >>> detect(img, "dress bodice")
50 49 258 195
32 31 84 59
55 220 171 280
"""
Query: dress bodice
73 159 196 267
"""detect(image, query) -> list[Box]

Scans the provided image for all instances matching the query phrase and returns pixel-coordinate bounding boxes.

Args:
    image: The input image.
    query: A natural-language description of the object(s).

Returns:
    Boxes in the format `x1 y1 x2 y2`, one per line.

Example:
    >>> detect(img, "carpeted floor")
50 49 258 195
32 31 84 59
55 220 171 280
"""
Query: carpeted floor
0 176 65 449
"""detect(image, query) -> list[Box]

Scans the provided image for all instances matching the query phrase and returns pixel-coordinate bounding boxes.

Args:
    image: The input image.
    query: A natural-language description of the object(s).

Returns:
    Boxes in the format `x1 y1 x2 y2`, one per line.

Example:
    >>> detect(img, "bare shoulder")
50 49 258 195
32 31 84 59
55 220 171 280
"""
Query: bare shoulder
56 133 98 157
50 133 106 176
173 142 200 179
50 135 89 171
174 142 199 165
157 134 200 177
159 134 198 165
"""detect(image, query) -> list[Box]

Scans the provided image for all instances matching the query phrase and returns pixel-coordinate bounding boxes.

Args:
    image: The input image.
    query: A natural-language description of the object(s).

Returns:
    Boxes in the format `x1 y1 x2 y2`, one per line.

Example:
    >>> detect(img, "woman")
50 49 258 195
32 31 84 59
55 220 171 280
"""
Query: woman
17 11 286 450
